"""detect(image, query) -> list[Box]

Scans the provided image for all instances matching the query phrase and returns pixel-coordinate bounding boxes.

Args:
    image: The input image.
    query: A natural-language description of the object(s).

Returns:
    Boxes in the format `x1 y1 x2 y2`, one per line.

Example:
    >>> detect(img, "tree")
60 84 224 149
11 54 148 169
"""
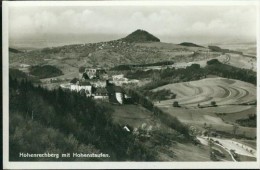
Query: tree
232 124 239 136
211 101 217 107
173 101 179 107
79 66 86 73
207 59 221 65
203 122 207 129
70 78 79 84
82 73 90 80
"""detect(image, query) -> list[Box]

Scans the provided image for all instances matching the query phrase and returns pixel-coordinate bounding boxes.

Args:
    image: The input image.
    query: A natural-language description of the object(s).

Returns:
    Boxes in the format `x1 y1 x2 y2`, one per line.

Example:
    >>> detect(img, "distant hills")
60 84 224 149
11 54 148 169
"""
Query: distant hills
9 48 23 53
9 29 214 71
121 29 160 43
178 42 204 48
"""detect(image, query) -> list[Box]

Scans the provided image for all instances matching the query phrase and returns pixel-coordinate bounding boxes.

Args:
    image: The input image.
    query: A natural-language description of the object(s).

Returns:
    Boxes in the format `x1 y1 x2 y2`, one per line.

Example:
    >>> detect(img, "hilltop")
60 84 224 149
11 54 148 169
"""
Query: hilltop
179 42 204 48
9 29 206 73
9 29 255 81
121 29 160 43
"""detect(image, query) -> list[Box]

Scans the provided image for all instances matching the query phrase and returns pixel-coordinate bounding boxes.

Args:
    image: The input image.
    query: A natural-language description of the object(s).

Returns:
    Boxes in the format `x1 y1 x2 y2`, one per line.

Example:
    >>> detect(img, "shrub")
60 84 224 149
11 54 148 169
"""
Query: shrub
211 101 217 107
173 101 180 107
79 66 86 73
207 59 221 65
70 78 79 84
29 65 63 79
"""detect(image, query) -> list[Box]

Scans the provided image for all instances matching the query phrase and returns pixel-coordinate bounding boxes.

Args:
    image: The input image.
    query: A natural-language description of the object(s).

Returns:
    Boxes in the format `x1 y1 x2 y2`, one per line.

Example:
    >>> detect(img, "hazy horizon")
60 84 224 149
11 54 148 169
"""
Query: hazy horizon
9 32 256 50
9 5 257 49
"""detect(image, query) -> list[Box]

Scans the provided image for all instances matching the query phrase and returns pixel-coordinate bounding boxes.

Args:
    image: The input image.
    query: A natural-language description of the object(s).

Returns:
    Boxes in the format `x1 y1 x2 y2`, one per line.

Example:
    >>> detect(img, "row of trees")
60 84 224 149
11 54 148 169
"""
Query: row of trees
110 61 175 71
142 89 176 102
236 114 256 127
126 59 256 93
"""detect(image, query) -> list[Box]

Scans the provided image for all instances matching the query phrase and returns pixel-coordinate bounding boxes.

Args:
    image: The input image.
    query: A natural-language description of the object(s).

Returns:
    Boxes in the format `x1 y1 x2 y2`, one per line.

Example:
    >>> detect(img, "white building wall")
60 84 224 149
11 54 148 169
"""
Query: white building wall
94 95 109 100
70 84 92 94
71 84 79 91
116 92 124 104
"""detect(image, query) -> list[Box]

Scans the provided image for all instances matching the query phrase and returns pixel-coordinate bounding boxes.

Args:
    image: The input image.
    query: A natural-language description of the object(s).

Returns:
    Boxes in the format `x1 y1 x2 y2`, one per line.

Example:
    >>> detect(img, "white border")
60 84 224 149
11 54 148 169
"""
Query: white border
2 1 260 169
4 0 259 6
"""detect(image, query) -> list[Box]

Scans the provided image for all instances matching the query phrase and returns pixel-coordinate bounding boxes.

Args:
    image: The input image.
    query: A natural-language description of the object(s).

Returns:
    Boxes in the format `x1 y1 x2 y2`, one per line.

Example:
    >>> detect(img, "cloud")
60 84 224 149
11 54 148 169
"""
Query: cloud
9 5 257 44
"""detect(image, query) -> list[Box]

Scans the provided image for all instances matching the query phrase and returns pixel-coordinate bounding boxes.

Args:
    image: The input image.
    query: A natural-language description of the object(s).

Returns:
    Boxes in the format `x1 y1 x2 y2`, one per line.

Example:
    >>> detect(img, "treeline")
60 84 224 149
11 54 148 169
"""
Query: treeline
9 68 40 83
125 69 157 79
205 60 256 85
142 89 176 101
138 64 205 91
179 42 204 48
110 61 175 71
125 88 191 139
126 59 256 93
9 76 156 161
9 48 23 53
41 47 63 54
29 65 63 79
208 46 243 55
236 114 256 127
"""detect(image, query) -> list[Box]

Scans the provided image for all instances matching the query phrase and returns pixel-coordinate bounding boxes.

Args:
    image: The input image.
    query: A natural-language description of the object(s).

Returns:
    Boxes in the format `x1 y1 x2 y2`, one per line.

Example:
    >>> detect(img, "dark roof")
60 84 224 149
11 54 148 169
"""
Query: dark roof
70 78 79 84
106 85 115 94
105 85 124 93
79 81 91 86
95 87 108 94
114 86 124 93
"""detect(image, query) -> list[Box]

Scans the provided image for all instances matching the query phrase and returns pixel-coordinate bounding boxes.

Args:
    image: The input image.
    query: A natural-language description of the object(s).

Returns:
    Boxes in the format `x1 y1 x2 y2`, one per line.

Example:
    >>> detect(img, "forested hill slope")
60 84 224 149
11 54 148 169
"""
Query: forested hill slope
9 72 156 161
9 69 195 161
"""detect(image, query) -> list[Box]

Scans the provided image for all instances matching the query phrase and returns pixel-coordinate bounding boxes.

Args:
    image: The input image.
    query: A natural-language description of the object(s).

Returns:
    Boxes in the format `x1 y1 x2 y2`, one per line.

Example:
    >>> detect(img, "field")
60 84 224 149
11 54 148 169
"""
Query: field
225 53 256 72
152 77 256 139
214 43 256 56
153 78 256 107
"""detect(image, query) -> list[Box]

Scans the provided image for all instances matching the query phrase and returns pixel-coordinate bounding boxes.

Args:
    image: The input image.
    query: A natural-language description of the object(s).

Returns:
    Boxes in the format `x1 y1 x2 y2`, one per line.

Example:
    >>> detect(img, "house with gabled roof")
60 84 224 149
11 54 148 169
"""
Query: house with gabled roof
93 87 109 100
70 80 92 96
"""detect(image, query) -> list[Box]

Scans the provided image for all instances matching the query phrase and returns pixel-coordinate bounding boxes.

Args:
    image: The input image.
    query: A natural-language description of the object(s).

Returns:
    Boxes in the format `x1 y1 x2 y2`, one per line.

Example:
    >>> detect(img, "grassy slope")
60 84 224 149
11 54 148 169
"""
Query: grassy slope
111 104 156 128
110 104 212 161
166 143 211 161
160 107 256 138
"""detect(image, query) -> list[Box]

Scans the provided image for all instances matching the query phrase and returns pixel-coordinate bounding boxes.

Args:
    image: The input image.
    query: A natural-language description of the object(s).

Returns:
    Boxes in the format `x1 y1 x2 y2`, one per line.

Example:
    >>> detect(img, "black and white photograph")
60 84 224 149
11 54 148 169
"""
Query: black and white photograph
2 0 260 169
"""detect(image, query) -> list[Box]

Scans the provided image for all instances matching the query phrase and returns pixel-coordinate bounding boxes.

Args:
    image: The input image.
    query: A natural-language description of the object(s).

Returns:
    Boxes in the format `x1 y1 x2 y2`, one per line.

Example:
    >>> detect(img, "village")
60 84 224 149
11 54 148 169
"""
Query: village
60 67 139 104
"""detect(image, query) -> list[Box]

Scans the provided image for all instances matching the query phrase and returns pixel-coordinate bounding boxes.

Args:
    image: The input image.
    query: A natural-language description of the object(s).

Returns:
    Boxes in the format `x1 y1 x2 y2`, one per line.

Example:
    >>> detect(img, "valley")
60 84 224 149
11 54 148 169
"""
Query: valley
9 29 257 162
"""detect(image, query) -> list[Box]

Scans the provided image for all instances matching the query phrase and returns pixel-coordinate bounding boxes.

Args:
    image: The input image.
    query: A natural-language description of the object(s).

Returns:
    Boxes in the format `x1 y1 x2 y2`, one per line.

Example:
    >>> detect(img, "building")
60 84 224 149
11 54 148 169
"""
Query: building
79 67 107 80
60 83 71 89
70 81 92 96
114 86 125 104
93 87 109 100
89 80 107 88
86 68 107 79
112 74 124 81
105 84 125 104
112 74 139 86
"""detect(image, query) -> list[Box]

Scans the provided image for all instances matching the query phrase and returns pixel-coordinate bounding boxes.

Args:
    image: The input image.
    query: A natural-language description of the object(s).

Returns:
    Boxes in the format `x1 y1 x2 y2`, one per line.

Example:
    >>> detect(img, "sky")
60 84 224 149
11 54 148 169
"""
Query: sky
8 5 257 48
